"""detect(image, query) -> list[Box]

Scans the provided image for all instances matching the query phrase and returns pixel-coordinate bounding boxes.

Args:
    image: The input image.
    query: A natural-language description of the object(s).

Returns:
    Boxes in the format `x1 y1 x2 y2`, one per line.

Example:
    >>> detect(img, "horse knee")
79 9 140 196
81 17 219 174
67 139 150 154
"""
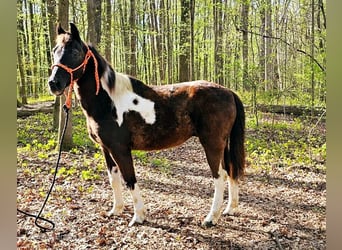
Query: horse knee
123 176 137 190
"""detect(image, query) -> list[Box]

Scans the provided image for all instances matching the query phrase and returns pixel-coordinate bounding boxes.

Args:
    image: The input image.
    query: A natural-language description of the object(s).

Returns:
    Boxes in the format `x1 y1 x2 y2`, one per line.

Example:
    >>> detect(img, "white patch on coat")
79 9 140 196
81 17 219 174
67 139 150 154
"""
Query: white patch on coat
107 167 124 216
101 67 156 126
128 184 146 226
203 164 227 225
52 43 64 65
50 45 63 77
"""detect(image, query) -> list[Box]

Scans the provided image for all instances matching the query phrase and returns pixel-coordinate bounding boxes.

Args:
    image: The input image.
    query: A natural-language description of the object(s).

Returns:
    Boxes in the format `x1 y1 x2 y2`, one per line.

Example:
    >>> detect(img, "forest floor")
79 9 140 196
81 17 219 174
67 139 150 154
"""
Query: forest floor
17 106 326 249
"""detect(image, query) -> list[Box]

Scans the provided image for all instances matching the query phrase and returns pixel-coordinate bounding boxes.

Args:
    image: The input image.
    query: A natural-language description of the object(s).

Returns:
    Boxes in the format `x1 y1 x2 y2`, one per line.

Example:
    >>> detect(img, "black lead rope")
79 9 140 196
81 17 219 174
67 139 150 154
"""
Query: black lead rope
17 105 70 232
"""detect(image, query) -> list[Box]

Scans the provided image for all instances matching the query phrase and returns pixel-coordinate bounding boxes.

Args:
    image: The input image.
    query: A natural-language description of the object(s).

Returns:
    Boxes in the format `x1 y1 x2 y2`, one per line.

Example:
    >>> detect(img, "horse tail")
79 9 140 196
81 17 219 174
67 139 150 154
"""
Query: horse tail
224 91 246 180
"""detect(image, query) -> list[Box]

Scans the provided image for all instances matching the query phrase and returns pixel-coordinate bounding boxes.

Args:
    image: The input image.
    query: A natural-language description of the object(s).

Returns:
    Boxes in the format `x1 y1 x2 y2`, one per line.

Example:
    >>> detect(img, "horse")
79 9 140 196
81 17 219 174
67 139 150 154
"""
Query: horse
48 23 246 227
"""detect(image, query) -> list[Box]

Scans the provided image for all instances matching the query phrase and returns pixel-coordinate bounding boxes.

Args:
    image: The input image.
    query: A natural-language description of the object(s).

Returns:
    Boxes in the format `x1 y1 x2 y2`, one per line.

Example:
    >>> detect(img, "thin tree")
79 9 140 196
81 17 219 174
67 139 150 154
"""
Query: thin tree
56 0 73 150
17 0 27 105
87 0 102 47
129 0 137 76
46 0 59 129
179 0 191 82
104 0 112 63
241 0 249 90
310 0 315 114
213 0 224 85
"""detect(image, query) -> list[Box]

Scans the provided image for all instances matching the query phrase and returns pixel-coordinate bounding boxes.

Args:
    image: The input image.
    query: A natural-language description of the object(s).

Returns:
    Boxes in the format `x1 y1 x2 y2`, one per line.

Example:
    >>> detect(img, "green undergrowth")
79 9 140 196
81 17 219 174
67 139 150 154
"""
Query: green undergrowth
245 112 326 173
17 107 326 178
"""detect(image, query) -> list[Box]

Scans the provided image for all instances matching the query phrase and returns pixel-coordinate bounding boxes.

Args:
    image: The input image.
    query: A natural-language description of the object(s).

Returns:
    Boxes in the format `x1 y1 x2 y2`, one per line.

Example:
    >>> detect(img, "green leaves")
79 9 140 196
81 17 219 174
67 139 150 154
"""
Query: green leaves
246 113 326 173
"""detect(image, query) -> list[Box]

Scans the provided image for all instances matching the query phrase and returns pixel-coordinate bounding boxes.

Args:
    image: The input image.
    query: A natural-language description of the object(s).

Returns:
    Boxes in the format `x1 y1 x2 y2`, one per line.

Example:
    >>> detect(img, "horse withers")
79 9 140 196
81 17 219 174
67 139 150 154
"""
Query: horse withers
48 23 246 227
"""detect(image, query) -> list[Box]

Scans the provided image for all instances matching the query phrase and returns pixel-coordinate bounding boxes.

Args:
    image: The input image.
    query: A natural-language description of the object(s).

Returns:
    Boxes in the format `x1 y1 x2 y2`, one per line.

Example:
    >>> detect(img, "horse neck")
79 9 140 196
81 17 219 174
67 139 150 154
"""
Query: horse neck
76 46 114 116
77 45 105 92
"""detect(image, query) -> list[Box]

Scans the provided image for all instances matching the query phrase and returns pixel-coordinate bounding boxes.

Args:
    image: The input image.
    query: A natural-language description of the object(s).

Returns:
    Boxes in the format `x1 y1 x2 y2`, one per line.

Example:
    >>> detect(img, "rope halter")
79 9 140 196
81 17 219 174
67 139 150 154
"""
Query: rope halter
51 44 100 109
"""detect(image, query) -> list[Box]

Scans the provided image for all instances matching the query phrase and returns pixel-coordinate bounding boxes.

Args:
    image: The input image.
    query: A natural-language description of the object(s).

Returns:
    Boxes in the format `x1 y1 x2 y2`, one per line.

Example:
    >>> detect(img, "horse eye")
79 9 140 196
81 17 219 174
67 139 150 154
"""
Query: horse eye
72 49 79 56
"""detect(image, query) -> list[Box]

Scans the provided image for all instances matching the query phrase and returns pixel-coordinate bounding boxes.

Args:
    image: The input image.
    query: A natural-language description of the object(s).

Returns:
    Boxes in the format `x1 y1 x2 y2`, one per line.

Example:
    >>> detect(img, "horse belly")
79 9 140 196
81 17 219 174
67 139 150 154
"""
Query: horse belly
130 123 193 151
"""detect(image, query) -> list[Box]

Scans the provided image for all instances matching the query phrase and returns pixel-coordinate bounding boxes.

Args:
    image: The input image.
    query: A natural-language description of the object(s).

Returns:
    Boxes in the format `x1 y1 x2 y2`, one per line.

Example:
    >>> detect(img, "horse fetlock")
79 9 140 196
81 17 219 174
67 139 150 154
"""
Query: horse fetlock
107 203 124 217
223 207 235 216
128 209 146 227
203 210 221 227
223 201 238 215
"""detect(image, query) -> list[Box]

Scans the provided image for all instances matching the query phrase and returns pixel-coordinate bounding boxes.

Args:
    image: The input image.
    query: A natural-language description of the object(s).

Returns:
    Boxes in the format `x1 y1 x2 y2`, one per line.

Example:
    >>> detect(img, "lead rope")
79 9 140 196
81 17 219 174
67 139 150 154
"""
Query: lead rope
18 45 100 232
17 105 70 232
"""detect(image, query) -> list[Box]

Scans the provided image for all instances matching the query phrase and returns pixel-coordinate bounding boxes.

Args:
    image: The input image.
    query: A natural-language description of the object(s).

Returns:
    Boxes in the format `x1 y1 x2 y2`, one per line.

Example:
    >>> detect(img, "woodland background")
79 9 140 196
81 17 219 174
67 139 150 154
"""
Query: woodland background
17 0 326 107
17 0 326 248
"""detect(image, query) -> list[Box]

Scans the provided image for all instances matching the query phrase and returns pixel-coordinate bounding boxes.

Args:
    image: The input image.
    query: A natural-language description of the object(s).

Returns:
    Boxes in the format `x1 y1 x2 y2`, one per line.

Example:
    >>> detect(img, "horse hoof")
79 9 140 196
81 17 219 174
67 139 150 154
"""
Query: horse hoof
223 207 236 216
128 217 144 227
201 220 216 228
107 206 124 217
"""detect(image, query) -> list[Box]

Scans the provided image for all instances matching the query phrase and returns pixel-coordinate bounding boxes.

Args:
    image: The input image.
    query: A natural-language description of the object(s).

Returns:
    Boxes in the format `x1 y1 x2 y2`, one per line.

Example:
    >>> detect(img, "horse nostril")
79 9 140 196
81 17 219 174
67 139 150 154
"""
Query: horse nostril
49 79 59 88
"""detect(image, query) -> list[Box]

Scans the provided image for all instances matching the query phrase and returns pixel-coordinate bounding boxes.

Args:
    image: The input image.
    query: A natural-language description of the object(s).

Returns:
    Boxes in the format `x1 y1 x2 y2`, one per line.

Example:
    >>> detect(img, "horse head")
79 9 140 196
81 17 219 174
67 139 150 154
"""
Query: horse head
48 23 87 96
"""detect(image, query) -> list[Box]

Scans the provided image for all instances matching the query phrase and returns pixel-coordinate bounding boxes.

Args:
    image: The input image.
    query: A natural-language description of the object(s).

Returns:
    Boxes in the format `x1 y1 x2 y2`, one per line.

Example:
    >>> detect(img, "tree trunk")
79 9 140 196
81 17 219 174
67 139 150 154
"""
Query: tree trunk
213 0 224 85
265 0 273 90
259 1 266 89
190 0 195 81
46 0 56 66
179 0 191 82
149 0 158 83
28 0 38 98
57 0 73 150
17 0 28 105
129 0 137 76
166 0 173 84
17 99 23 108
119 1 130 73
241 0 249 90
17 35 27 105
46 0 59 129
104 0 112 63
87 0 102 46
311 0 315 114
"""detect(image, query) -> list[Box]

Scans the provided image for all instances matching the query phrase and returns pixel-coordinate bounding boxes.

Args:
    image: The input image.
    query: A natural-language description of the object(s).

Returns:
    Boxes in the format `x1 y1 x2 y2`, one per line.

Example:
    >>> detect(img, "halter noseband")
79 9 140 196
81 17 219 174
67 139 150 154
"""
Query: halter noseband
51 44 100 109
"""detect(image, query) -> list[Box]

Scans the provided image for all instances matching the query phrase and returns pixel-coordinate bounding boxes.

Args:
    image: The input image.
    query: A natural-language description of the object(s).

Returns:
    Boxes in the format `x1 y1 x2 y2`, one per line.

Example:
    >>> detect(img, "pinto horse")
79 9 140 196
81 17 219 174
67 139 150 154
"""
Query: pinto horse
48 23 245 227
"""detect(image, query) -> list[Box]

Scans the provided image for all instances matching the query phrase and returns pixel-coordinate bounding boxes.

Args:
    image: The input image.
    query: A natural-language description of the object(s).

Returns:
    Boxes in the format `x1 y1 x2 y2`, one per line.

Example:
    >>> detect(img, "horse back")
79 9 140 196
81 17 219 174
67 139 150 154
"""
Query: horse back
126 79 236 150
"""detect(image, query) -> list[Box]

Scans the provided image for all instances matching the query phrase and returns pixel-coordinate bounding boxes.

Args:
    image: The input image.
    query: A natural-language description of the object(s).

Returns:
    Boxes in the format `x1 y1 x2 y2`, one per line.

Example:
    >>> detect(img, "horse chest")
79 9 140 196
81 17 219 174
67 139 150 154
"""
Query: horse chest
86 118 102 144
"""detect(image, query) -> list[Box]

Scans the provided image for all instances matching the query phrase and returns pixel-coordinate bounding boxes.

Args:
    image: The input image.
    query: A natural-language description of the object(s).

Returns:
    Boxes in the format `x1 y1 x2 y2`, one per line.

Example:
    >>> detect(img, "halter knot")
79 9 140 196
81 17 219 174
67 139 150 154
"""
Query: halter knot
51 45 100 109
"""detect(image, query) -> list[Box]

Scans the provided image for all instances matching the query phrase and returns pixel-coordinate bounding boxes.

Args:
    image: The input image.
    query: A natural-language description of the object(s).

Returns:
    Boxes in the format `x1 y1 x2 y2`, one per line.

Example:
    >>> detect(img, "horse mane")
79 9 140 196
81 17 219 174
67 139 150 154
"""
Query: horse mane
86 43 116 91
87 43 153 96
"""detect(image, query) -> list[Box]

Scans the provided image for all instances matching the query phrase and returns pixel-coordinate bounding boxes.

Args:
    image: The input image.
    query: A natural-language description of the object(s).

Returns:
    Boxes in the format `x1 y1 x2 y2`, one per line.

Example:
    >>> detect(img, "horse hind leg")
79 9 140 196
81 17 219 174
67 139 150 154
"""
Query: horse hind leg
103 149 124 216
222 144 239 216
201 144 227 227
223 175 239 215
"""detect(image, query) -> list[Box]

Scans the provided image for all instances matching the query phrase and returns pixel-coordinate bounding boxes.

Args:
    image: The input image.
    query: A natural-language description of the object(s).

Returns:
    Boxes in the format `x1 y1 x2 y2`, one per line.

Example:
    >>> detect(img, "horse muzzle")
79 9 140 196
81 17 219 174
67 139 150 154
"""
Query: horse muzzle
48 79 65 96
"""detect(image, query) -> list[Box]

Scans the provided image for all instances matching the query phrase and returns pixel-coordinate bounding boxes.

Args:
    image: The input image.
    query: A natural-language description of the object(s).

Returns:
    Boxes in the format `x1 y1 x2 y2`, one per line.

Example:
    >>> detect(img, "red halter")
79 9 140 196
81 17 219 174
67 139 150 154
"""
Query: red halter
51 45 100 109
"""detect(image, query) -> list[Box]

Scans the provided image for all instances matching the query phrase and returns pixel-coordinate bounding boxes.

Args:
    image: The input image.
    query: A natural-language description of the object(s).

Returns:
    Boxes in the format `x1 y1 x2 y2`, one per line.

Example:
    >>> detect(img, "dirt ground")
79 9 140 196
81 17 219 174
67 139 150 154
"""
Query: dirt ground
17 131 326 249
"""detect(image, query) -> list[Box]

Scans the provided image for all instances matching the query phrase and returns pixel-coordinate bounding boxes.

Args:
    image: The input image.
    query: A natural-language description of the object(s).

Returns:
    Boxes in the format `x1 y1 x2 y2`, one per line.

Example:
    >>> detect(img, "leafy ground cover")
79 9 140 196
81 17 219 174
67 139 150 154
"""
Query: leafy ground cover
17 106 326 249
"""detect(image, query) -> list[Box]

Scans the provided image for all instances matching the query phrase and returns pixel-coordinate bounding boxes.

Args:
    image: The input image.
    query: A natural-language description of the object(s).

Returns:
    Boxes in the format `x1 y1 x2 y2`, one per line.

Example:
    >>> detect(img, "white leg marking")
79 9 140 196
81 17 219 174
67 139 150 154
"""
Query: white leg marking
107 167 124 216
101 69 156 126
203 165 227 225
223 176 239 215
128 184 146 226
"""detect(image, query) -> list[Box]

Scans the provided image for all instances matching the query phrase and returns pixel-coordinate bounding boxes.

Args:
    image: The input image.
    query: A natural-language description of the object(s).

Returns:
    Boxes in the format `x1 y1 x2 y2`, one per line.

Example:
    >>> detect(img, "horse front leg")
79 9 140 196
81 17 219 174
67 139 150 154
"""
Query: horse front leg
128 183 145 227
109 145 146 226
103 149 124 216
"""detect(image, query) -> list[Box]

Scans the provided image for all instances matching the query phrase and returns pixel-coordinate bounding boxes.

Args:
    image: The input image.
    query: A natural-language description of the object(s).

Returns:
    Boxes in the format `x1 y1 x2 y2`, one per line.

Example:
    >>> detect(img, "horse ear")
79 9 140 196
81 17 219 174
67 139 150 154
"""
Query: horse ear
56 23 66 35
70 23 81 42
